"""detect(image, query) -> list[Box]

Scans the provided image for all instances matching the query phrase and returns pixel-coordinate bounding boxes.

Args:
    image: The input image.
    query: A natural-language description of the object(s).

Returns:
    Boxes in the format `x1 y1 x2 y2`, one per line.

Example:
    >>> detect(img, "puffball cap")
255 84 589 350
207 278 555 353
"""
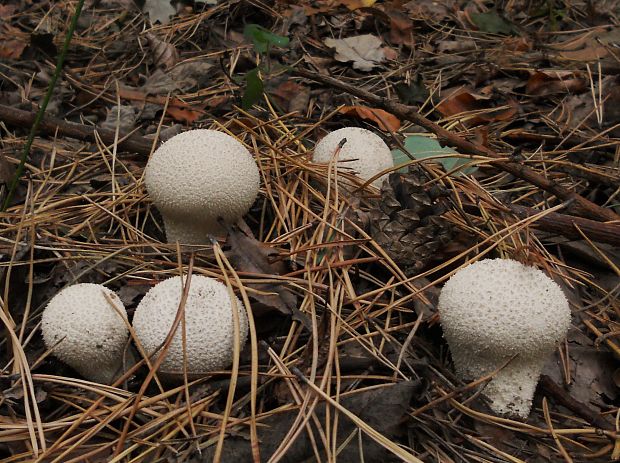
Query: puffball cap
132 275 249 375
438 259 571 354
42 283 129 382
144 129 260 227
312 127 394 186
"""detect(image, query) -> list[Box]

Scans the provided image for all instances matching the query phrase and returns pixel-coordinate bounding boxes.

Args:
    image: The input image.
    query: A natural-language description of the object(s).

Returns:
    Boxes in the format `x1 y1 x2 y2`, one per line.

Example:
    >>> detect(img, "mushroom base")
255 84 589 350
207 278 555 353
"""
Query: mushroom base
162 215 226 244
451 349 549 418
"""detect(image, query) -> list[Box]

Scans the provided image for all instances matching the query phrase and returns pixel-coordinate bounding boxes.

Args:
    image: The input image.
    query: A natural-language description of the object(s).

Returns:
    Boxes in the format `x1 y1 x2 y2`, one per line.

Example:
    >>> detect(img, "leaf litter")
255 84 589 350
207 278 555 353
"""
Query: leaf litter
222 220 310 329
324 34 388 71
0 0 619 462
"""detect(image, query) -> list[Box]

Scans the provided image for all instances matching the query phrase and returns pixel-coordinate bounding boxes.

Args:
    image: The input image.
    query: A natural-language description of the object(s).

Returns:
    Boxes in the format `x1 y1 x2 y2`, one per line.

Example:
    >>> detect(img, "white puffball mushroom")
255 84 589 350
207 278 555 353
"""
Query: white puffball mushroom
438 258 571 418
312 127 394 187
132 275 249 379
144 129 260 244
42 283 129 384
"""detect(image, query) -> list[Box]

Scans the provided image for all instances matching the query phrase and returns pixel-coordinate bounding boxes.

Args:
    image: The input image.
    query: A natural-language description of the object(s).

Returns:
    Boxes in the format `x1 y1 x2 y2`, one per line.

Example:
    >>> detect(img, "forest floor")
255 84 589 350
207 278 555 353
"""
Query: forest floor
0 0 619 462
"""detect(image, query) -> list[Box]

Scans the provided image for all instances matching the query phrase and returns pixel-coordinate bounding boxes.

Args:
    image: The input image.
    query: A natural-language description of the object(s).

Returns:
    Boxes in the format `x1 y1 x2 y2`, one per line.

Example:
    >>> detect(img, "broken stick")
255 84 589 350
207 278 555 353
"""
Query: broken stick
295 69 619 223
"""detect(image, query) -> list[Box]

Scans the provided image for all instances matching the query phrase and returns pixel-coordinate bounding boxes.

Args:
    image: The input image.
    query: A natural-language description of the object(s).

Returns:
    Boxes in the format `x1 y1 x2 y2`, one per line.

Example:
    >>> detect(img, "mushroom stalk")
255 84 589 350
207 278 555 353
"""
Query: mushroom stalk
161 216 219 244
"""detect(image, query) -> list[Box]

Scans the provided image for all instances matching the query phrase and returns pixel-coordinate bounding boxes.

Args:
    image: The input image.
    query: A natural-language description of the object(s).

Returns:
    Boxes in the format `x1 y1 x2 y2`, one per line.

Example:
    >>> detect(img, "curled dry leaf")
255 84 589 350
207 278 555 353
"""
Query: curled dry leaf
436 87 519 125
145 32 179 70
324 34 387 71
223 221 310 329
338 105 401 132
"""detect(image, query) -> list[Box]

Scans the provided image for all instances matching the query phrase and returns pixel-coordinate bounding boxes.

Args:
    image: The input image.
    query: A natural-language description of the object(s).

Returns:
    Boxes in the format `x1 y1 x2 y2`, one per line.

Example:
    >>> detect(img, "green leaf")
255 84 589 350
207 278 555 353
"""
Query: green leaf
243 24 290 54
241 68 264 109
391 135 477 175
470 12 515 35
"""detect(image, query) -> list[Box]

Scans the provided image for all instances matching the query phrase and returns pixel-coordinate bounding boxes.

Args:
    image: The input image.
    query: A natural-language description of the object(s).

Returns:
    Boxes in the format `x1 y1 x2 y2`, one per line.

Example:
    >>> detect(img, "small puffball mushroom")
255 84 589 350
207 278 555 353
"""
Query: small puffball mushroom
132 275 248 379
144 129 260 244
42 283 129 384
312 127 394 187
438 258 571 418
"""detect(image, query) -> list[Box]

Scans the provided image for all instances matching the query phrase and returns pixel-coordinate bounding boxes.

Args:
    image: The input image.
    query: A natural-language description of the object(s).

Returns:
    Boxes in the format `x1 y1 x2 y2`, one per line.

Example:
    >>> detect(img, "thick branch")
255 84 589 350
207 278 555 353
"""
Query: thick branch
0 104 154 156
462 203 620 246
507 204 620 246
295 69 620 223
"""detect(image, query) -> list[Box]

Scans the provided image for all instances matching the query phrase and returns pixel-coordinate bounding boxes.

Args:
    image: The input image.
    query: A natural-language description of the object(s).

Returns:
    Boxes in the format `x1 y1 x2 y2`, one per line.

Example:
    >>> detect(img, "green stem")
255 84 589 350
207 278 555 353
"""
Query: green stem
2 0 86 211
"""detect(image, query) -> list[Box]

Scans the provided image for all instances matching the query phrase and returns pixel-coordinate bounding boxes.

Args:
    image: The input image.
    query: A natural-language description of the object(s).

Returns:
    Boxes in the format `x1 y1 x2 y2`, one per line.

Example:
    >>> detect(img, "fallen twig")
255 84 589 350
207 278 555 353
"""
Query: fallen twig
462 203 620 246
0 104 155 157
294 69 619 223
539 375 612 431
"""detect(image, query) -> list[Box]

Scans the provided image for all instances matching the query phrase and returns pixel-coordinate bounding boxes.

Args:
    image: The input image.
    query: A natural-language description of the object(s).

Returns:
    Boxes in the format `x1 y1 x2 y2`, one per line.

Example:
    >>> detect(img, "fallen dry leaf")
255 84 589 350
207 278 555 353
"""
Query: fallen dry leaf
143 0 175 24
526 71 586 97
0 24 28 59
0 152 15 188
223 221 310 328
437 39 476 53
501 36 531 52
404 0 453 21
338 105 401 132
0 38 27 59
384 8 415 46
436 88 519 125
558 75 620 136
340 0 376 9
324 34 386 71
118 86 205 123
164 105 202 124
304 0 375 15
269 80 310 114
204 94 230 109
0 4 17 18
550 27 620 70
140 60 214 95
145 32 179 69
99 105 137 132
